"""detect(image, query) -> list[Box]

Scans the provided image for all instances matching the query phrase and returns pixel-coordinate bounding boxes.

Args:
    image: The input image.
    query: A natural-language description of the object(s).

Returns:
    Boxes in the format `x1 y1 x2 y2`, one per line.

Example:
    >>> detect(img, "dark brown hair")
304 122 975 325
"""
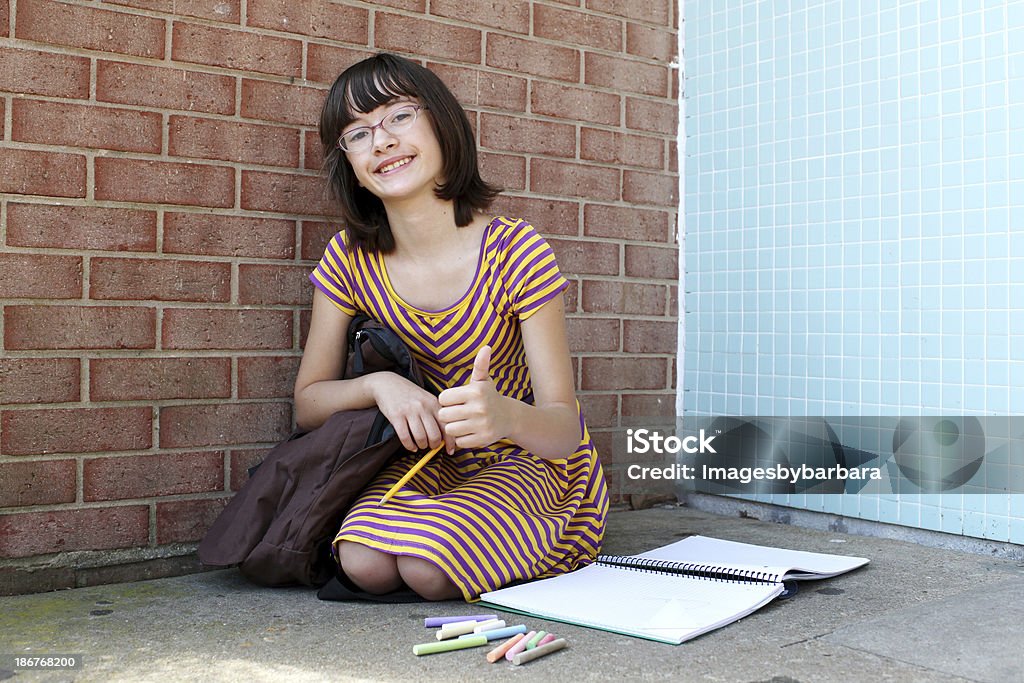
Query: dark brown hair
319 53 500 252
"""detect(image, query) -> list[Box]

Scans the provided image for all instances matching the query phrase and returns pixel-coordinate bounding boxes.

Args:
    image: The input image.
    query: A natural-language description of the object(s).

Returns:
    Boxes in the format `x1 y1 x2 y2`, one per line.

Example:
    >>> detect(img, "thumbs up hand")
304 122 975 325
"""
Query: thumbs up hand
438 346 513 454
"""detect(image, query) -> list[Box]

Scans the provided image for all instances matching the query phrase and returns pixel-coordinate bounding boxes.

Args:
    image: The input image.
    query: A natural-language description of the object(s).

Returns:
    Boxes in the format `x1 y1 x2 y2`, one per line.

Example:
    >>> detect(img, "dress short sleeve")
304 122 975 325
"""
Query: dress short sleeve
309 231 359 316
500 219 570 320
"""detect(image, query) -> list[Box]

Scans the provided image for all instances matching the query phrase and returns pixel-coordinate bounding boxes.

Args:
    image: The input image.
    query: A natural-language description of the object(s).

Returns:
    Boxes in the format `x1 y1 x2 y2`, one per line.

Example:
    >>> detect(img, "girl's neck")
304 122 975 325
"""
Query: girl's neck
384 195 460 259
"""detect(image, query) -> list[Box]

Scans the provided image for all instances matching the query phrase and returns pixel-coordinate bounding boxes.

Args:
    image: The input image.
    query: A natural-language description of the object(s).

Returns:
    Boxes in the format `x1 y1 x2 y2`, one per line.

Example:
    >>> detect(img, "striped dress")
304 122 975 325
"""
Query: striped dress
310 216 609 600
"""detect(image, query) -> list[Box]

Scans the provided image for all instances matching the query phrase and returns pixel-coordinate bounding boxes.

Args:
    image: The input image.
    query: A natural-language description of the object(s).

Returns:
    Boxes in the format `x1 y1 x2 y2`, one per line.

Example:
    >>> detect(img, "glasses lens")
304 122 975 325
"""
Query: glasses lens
384 106 418 133
339 129 370 152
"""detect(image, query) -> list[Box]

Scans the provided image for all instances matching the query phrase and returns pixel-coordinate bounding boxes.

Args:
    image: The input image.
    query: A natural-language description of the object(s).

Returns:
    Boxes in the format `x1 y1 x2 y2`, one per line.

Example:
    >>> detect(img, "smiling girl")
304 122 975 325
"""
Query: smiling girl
295 53 609 601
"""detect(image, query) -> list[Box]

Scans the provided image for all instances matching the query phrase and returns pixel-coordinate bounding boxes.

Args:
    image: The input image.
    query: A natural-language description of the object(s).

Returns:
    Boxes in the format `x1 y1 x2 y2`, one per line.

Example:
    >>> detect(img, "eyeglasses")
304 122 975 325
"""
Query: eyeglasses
336 104 425 153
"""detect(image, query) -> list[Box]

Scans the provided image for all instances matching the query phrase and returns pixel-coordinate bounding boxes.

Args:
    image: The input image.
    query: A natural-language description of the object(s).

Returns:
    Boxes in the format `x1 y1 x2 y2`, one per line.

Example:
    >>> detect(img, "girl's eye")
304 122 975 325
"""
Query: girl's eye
346 129 370 143
390 110 413 124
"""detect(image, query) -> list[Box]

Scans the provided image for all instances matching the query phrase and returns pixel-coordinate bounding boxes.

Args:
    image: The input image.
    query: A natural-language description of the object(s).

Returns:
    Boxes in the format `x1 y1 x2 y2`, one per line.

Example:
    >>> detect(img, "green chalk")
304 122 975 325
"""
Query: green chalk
413 634 489 656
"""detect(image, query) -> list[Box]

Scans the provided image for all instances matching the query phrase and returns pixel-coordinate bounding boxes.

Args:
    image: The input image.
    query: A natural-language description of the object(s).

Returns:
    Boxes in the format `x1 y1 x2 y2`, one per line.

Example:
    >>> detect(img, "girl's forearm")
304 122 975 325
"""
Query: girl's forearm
294 374 378 431
503 396 581 461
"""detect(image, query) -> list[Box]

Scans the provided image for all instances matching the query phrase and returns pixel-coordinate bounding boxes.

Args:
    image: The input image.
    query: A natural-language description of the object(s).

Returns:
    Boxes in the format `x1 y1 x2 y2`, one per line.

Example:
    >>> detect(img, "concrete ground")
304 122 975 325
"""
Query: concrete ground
2 506 1023 683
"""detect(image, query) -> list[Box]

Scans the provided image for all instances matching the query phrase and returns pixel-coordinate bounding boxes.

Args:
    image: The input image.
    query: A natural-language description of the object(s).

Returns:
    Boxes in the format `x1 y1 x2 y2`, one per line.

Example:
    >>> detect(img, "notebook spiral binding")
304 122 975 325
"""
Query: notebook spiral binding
595 555 778 585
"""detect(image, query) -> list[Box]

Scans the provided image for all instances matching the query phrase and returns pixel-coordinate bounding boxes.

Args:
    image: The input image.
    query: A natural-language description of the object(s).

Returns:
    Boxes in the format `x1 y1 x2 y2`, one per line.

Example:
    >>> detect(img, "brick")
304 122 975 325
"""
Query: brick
622 392 677 418
624 319 678 354
173 22 301 77
299 308 312 348
4 306 156 350
480 113 576 158
586 0 670 24
92 257 230 303
534 5 622 51
479 152 526 192
238 356 301 399
164 212 295 259
12 99 162 154
567 316 620 352
581 128 664 170
375 13 481 63
305 43 374 86
230 448 270 491
102 0 241 23
156 497 229 544
0 358 80 405
426 63 527 111
162 309 293 350
626 23 677 62
0 253 82 299
0 46 90 98
94 158 234 208
1 407 153 455
431 0 529 33
6 203 157 252
668 140 677 172
159 402 292 448
577 392 619 429
585 53 669 97
0 460 76 507
0 1 7 36
580 356 668 390
530 159 620 202
584 204 670 241
581 278 666 315
241 79 326 126
490 196 579 236
625 244 678 279
487 34 579 82
17 0 165 58
97 60 234 115
548 237 619 276
76 555 207 590
625 96 677 136
532 81 620 127
371 0 425 9
238 264 312 305
0 506 148 558
623 169 678 206
563 277 579 312
300 221 340 260
240 170 338 216
304 130 324 171
84 451 224 501
0 149 86 198
168 115 299 168
247 0 368 42
90 357 232 401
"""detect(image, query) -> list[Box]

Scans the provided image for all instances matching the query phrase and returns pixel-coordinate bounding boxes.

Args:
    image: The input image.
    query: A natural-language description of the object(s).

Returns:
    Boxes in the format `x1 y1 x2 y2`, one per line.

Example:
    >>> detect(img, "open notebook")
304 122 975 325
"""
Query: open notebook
479 535 869 644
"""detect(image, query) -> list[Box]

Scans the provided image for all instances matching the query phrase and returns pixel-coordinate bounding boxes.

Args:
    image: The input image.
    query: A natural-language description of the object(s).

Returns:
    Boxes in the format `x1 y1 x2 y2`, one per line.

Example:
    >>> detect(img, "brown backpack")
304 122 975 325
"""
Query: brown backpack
197 315 430 587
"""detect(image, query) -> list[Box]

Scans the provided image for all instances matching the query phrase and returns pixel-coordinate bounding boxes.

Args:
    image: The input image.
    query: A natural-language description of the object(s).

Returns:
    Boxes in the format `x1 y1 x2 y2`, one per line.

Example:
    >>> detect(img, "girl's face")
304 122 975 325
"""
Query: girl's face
341 97 444 205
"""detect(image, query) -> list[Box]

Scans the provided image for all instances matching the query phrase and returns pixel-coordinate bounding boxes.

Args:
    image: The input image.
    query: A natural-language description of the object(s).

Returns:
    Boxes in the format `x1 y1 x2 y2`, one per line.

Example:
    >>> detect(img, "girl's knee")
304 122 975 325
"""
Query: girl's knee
336 541 402 594
396 556 461 601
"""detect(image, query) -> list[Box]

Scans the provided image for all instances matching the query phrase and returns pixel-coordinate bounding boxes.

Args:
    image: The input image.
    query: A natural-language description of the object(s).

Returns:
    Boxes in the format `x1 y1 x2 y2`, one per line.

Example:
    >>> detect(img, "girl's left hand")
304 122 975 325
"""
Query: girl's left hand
437 346 514 453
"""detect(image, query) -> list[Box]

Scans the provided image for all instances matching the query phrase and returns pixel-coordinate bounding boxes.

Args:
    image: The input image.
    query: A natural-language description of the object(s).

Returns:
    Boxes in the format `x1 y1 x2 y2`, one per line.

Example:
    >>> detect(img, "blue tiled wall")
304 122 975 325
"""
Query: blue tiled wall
681 0 1024 542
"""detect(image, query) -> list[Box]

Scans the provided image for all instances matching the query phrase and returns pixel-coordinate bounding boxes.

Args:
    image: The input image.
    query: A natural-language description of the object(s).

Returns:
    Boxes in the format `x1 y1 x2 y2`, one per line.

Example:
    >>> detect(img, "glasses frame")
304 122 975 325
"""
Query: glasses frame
336 104 425 153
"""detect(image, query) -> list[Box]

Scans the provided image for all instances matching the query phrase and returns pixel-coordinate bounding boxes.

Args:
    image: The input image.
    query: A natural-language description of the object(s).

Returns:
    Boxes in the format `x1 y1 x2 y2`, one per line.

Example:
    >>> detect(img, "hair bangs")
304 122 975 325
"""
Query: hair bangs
340 61 420 127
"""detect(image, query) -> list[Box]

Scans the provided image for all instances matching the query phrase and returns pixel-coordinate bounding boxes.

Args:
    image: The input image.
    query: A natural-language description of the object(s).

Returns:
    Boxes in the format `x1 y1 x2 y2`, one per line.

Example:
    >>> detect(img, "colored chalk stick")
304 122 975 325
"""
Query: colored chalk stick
459 624 528 642
413 634 489 656
486 632 525 663
537 633 556 647
473 619 506 633
505 631 535 661
424 615 497 628
512 638 568 665
526 630 547 649
436 620 479 640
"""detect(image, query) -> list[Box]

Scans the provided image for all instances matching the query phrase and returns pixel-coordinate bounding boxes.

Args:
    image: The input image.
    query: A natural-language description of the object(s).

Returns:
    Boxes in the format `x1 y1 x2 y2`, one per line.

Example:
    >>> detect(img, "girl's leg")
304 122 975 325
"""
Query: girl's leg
396 556 461 601
335 541 403 594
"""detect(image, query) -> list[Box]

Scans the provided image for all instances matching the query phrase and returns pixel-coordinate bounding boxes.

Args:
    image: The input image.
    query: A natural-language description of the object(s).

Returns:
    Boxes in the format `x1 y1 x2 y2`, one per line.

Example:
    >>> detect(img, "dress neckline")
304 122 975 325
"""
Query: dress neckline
376 216 496 316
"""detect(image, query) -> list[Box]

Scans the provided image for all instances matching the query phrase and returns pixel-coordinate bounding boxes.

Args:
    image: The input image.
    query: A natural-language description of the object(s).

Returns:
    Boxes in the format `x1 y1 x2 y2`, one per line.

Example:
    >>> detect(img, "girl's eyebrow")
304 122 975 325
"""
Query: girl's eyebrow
346 97 416 126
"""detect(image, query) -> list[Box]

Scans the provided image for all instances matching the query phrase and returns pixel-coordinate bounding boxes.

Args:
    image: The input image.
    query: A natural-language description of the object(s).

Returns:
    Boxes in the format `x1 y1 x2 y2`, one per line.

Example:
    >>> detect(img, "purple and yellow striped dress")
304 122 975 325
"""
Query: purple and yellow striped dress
310 216 609 600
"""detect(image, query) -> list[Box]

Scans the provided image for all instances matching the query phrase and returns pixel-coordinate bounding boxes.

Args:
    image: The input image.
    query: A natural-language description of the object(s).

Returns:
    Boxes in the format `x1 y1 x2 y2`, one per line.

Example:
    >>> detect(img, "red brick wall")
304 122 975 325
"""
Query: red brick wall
0 0 679 593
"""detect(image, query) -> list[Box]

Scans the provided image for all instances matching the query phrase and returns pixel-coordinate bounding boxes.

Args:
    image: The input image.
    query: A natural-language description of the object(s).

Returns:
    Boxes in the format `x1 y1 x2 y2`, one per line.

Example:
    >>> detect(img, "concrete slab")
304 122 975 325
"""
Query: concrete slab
1 507 1022 683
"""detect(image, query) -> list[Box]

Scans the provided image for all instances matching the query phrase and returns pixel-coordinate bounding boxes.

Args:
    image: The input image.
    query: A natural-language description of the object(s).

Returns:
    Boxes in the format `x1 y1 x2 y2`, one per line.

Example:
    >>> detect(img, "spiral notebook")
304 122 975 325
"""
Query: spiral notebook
479 535 869 644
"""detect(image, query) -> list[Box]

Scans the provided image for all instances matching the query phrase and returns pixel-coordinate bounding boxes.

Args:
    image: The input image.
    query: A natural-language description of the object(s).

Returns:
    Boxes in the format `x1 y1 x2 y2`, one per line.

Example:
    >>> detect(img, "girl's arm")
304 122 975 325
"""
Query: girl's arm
438 294 581 461
294 289 448 452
